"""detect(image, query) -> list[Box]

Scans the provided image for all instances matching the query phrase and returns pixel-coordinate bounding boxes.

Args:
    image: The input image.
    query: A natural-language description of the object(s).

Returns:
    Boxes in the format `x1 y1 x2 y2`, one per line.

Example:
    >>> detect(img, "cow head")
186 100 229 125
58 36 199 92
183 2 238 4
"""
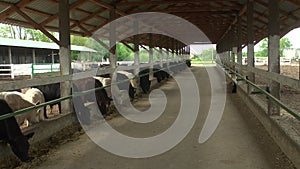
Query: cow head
10 132 34 162
99 97 112 116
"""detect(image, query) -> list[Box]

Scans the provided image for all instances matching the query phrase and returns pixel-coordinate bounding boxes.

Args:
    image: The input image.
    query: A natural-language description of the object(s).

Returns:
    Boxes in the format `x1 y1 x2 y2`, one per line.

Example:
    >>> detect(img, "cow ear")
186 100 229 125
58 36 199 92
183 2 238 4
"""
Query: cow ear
25 132 34 140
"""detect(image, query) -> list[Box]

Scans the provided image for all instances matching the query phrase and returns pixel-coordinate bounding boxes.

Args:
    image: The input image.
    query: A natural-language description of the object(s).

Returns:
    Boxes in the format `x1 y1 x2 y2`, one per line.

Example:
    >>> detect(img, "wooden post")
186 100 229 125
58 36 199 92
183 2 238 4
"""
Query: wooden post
59 0 72 114
159 35 163 68
171 38 175 62
268 0 280 116
51 50 55 64
149 33 154 79
237 15 243 73
232 47 237 78
109 8 117 69
133 21 140 76
247 0 255 94
32 49 36 65
8 47 12 64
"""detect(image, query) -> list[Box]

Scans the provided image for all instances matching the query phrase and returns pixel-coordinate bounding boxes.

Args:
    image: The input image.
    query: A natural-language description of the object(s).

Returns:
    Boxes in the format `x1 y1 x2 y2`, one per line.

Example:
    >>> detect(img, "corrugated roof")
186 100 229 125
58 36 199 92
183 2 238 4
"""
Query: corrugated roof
0 38 97 52
0 0 299 51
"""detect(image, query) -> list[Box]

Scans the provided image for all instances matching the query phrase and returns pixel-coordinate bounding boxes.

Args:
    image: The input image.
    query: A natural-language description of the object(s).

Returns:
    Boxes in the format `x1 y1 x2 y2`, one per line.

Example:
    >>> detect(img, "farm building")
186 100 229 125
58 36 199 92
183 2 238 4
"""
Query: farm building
0 38 96 64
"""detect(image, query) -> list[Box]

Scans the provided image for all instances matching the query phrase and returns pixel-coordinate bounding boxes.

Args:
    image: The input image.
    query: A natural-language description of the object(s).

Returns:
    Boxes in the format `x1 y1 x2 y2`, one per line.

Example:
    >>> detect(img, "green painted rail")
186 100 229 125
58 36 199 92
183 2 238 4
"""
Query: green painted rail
221 64 300 121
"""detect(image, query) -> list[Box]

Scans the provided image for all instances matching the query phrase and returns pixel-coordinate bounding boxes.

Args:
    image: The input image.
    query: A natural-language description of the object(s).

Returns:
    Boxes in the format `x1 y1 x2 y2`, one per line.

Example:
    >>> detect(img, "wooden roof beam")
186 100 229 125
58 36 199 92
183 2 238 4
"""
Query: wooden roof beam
12 4 59 45
116 0 239 6
216 2 247 44
41 0 87 26
0 0 35 20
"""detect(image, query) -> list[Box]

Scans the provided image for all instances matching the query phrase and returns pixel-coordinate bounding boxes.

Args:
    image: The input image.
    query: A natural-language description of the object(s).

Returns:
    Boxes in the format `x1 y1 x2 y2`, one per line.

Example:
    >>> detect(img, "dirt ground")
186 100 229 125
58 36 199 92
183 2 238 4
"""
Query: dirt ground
254 65 300 119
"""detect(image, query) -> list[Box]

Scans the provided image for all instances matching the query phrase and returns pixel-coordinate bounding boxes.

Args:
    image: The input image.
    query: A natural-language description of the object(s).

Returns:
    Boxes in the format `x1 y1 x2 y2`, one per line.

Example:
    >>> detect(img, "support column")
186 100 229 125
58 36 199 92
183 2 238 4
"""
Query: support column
268 0 280 116
247 0 255 94
159 35 163 68
175 41 179 63
159 47 163 67
149 33 154 78
166 48 170 66
188 46 191 59
237 16 243 73
32 49 36 64
232 47 237 78
227 51 231 67
171 38 175 62
8 47 12 64
51 50 55 64
109 8 117 69
133 21 140 76
59 0 72 114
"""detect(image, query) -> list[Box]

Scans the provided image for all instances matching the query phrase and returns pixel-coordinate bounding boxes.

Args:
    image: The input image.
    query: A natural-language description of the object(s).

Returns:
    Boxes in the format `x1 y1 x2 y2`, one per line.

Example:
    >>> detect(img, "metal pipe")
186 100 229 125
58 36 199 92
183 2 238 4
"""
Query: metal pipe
222 64 300 121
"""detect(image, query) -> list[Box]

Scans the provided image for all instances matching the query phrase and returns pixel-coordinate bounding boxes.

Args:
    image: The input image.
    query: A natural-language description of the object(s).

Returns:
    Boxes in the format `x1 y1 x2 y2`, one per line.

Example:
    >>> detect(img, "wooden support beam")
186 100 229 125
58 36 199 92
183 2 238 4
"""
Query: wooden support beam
59 0 72 114
109 8 117 69
121 42 135 52
268 0 280 116
0 0 34 21
12 5 59 45
247 0 255 94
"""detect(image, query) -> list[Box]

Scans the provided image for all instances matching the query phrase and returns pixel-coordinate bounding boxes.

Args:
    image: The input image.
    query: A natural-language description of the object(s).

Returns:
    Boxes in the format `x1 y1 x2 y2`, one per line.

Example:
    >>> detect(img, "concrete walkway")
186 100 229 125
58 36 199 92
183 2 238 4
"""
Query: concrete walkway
32 66 277 169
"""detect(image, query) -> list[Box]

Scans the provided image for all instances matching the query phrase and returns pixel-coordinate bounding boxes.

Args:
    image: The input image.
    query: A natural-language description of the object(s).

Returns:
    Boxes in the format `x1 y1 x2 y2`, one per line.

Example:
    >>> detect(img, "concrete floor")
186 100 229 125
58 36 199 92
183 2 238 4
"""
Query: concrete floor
32 66 275 169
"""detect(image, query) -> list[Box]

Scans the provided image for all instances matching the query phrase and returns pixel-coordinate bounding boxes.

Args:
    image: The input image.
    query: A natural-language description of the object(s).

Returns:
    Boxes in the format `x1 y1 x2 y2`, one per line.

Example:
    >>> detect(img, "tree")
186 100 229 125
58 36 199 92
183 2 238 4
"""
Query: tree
116 43 134 61
256 37 292 57
200 48 216 61
0 24 55 42
280 37 292 57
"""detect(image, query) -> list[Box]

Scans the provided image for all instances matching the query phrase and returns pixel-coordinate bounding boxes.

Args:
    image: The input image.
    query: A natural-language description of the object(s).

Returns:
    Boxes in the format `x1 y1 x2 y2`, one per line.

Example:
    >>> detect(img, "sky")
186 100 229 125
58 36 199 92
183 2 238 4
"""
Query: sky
191 28 300 54
283 27 300 48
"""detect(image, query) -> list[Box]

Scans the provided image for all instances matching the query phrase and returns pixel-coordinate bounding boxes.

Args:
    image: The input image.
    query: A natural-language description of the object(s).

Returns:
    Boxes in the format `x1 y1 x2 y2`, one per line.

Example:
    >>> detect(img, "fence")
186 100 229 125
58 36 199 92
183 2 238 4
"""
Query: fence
0 63 60 79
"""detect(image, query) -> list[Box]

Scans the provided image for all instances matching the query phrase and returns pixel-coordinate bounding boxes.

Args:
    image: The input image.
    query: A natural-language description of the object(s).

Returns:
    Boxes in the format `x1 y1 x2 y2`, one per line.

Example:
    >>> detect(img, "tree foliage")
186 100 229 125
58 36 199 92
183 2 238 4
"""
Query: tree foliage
194 48 216 61
255 37 292 57
0 24 55 42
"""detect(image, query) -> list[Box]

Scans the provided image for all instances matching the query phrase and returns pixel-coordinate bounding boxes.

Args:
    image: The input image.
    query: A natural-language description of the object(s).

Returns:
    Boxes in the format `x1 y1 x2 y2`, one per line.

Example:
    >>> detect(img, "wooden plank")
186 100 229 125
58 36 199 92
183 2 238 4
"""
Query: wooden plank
234 63 300 90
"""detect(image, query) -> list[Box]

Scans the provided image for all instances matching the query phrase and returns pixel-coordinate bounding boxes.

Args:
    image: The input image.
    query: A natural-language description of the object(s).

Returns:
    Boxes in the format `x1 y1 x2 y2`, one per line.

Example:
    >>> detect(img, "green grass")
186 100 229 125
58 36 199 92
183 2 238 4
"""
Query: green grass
191 59 215 64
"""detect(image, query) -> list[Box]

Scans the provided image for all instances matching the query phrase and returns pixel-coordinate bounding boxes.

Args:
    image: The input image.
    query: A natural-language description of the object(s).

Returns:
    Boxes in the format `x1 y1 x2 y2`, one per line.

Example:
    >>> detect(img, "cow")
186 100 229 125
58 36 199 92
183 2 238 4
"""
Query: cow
186 59 192 67
72 77 112 120
0 99 34 162
34 83 61 119
0 91 42 127
138 68 151 93
24 88 45 122
93 76 112 98
116 71 138 99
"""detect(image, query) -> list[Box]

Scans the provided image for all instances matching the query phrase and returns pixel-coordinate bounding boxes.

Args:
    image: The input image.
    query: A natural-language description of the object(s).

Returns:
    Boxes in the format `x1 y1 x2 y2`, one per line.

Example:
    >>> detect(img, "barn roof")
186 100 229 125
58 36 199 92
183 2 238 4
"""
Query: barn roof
0 0 300 50
0 38 97 52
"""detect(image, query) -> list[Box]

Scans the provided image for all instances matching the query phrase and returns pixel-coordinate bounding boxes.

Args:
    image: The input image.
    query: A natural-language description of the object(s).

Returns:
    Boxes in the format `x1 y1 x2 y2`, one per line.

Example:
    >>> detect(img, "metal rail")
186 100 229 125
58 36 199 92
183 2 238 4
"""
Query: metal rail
0 63 185 121
221 64 300 121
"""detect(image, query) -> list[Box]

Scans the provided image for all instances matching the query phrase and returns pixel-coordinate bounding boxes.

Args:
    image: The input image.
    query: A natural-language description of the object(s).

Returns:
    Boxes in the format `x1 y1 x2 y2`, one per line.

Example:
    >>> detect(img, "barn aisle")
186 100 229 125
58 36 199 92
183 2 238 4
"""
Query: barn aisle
30 65 289 169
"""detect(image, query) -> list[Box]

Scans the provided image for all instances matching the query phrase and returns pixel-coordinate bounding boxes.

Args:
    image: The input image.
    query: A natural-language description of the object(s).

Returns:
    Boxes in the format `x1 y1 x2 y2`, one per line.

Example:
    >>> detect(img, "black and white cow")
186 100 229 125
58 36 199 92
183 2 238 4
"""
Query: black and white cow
72 77 112 120
34 83 61 119
116 71 138 99
0 99 34 162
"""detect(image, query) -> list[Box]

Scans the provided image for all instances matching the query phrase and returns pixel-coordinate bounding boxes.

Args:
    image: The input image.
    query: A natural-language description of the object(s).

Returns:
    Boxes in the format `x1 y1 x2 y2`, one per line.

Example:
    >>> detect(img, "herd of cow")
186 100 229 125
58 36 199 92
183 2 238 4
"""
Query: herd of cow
0 61 190 162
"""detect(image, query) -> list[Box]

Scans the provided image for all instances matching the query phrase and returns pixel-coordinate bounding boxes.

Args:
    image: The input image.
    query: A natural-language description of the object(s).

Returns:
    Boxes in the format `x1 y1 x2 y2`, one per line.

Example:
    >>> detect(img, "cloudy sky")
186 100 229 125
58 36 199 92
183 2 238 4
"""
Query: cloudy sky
283 27 300 48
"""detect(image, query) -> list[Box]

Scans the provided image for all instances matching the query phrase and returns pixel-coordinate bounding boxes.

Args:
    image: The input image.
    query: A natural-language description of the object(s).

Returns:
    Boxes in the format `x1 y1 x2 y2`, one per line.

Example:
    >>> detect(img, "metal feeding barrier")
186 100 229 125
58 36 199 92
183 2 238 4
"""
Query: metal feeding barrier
221 63 300 121
0 63 186 121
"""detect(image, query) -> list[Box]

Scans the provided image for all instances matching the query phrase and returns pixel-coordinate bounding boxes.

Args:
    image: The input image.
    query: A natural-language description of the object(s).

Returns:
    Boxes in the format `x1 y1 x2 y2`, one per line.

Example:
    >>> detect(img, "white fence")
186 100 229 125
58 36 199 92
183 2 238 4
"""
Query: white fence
0 63 60 79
